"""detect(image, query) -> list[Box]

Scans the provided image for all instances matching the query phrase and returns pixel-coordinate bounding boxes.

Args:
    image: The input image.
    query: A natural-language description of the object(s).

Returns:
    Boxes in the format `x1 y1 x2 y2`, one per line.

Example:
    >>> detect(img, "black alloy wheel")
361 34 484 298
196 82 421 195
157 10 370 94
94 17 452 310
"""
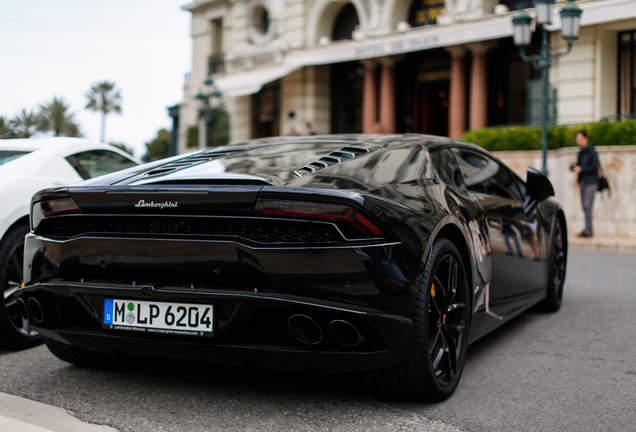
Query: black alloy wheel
0 224 42 349
539 219 567 312
425 246 469 388
368 238 470 401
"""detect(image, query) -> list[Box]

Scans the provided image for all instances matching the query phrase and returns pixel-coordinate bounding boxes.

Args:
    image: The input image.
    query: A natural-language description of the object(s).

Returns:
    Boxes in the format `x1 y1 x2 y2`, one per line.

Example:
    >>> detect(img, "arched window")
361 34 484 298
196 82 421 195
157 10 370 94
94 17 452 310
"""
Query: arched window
332 3 359 41
252 4 270 35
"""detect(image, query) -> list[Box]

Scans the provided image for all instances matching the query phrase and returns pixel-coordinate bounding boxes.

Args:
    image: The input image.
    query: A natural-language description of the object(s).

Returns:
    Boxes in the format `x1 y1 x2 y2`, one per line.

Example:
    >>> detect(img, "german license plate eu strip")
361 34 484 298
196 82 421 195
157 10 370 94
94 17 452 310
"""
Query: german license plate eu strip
103 299 213 336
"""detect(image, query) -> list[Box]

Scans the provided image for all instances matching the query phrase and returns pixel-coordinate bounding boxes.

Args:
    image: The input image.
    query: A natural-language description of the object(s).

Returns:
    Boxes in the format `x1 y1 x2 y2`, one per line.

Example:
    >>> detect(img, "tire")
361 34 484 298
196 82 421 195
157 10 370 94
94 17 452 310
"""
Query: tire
44 337 121 368
538 219 567 312
0 224 42 349
367 238 471 402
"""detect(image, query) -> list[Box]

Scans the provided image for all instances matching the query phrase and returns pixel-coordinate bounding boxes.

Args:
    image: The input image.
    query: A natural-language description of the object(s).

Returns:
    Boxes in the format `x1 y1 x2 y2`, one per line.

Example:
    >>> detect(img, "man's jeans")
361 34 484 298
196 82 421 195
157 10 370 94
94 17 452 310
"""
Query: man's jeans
580 182 598 234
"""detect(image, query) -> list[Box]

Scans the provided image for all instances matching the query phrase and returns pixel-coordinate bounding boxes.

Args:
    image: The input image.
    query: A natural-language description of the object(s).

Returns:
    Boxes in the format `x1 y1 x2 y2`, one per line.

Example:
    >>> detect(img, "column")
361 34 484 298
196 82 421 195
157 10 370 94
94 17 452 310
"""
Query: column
467 42 494 131
446 46 467 139
379 57 397 134
361 60 378 134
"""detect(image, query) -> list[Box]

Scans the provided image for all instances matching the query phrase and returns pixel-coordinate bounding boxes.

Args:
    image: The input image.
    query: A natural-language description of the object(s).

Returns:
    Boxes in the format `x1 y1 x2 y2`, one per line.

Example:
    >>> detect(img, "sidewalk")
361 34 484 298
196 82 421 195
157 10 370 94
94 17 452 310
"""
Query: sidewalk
568 234 636 254
0 393 117 432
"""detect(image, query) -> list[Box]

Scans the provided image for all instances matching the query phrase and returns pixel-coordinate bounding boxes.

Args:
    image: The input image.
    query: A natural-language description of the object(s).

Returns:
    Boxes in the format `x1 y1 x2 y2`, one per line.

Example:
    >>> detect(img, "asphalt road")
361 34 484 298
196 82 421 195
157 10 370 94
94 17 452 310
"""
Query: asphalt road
0 250 634 432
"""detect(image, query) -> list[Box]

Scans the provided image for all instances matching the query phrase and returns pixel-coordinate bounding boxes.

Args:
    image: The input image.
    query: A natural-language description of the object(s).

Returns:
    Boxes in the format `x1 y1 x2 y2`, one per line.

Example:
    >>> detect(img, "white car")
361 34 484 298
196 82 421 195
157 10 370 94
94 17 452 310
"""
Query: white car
0 137 139 349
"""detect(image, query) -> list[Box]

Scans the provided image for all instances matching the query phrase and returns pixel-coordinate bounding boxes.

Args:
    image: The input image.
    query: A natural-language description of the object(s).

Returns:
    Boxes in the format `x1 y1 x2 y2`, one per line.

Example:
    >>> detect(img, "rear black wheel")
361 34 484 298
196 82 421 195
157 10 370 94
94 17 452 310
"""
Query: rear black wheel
0 224 42 349
539 219 567 312
367 238 470 401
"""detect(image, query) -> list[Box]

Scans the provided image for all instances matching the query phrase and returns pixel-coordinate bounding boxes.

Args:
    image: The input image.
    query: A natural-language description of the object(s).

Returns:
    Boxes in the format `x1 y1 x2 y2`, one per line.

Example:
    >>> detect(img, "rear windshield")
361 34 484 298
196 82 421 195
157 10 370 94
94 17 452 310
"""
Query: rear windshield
0 150 32 166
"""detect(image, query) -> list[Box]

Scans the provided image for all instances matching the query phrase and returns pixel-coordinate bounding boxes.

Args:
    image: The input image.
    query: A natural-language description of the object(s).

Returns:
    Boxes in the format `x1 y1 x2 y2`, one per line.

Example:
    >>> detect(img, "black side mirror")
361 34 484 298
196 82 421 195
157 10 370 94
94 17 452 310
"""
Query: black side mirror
526 167 554 201
524 167 554 213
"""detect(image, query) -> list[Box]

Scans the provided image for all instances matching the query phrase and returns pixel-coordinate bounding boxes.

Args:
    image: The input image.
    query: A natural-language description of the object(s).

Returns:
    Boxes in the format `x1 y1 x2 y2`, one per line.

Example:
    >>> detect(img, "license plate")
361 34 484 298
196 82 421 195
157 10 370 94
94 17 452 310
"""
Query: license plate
103 299 213 336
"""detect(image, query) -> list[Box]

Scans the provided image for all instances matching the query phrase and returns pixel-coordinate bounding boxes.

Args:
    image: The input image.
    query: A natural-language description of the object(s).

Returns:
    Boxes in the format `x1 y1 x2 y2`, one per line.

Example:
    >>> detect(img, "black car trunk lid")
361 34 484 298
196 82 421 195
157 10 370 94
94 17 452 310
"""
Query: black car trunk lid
65 184 265 216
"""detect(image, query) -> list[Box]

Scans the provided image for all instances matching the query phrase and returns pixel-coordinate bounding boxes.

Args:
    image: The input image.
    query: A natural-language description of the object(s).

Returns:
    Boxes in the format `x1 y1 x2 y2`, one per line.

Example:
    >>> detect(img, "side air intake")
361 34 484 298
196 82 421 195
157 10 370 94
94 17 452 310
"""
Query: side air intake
143 149 245 178
293 145 380 177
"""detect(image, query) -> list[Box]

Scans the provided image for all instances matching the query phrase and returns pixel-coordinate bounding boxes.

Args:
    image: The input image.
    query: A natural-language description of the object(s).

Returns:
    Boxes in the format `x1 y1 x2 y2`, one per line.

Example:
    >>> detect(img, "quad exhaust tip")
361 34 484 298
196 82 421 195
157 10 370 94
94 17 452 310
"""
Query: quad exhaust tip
328 319 365 348
27 297 44 324
16 297 29 320
287 314 323 345
287 314 365 348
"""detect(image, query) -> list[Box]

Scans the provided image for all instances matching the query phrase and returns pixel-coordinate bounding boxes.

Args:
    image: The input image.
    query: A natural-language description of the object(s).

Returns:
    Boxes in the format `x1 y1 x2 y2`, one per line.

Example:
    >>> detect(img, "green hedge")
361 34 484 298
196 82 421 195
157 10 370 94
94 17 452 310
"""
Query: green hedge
461 120 636 151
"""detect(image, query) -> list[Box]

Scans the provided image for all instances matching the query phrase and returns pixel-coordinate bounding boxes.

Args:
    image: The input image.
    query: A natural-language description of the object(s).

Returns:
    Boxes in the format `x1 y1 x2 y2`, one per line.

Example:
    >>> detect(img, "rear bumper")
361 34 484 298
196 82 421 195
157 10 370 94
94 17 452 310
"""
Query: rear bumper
33 327 398 374
19 280 413 373
21 232 419 371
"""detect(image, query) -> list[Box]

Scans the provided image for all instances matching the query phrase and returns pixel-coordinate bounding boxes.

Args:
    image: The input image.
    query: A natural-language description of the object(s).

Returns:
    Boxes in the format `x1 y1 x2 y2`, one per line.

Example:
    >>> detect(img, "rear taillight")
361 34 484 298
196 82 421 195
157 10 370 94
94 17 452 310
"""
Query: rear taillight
31 198 80 231
254 199 383 239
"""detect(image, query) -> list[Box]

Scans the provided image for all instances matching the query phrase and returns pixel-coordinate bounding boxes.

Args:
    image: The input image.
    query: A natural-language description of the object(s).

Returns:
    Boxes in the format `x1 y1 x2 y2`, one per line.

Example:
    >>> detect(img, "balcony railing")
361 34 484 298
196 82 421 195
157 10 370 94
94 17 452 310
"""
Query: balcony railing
208 54 225 75
601 113 636 122
501 0 535 11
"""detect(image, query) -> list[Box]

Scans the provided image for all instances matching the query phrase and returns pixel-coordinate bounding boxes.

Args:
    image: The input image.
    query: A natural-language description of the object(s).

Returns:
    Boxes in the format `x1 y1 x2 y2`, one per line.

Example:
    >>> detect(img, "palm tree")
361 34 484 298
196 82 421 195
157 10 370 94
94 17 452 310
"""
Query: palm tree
37 96 81 137
0 116 14 139
10 108 38 138
85 80 122 142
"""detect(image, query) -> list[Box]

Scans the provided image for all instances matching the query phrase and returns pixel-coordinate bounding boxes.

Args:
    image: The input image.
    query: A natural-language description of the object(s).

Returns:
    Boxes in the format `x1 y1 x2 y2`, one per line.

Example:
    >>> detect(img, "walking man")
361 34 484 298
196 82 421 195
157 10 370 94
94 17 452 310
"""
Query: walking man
571 130 599 237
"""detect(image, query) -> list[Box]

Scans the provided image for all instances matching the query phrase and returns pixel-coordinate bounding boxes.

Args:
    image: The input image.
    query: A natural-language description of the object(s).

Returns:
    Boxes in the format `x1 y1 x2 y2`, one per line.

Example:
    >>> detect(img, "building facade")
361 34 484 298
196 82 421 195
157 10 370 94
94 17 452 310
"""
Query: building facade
175 0 636 152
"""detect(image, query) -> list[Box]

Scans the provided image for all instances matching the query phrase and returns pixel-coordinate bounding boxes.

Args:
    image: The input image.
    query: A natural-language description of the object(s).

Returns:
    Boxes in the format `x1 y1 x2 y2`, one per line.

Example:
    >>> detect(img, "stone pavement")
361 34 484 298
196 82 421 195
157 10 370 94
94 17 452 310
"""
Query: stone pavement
0 235 633 432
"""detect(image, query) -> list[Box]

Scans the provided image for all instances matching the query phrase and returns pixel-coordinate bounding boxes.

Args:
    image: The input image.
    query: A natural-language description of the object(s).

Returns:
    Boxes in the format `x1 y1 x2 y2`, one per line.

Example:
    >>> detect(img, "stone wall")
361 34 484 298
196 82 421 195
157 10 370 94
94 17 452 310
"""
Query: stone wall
494 146 636 238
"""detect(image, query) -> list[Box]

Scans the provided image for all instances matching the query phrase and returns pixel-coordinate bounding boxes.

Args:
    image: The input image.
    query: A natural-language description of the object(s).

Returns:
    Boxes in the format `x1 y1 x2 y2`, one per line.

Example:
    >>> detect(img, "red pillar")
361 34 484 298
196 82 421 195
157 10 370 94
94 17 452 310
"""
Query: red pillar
447 46 467 139
361 60 378 134
468 42 493 131
379 57 397 133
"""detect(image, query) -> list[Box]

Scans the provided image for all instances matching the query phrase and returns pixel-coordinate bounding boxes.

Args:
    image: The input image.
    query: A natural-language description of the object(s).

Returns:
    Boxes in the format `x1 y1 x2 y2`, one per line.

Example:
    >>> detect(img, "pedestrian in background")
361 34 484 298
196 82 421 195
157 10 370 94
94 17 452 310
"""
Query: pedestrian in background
570 129 599 238
305 122 316 135
287 126 299 136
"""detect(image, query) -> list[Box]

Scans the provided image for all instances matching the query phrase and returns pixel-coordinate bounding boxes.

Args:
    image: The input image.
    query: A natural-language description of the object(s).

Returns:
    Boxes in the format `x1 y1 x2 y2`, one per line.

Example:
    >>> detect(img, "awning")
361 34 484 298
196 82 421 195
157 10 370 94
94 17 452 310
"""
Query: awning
214 64 299 97
214 0 634 97
286 14 515 68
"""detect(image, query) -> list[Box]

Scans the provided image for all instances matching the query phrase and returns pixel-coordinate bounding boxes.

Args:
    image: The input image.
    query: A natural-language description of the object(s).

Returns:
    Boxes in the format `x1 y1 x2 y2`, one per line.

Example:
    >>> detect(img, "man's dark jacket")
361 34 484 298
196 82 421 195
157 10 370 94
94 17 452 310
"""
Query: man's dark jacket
577 145 599 185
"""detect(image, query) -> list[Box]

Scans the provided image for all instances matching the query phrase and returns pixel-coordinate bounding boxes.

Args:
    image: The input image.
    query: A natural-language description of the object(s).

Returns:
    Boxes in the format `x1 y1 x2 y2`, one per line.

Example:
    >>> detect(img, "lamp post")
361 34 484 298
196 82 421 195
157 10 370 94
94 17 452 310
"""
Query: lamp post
195 75 222 149
512 0 582 175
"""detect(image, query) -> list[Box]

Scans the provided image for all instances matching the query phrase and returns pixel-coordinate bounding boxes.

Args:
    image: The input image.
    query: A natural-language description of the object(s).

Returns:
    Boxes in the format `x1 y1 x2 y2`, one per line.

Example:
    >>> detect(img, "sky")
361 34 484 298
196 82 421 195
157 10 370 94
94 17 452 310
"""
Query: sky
0 0 191 158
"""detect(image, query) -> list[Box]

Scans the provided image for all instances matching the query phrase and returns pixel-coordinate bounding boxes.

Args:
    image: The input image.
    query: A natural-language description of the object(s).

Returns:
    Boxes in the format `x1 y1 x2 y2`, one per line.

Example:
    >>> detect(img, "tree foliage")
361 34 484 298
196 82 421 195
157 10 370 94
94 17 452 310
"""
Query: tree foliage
109 142 135 157
85 80 122 142
208 108 229 148
461 120 636 151
37 96 81 137
10 108 38 138
0 116 15 139
187 108 230 149
186 124 199 149
144 128 171 162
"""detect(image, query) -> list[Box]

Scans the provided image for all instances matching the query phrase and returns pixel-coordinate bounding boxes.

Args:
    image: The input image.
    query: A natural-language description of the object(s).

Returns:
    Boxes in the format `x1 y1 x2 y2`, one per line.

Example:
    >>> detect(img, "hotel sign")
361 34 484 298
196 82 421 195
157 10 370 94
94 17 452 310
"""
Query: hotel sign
410 0 446 26
354 34 441 58
287 13 514 69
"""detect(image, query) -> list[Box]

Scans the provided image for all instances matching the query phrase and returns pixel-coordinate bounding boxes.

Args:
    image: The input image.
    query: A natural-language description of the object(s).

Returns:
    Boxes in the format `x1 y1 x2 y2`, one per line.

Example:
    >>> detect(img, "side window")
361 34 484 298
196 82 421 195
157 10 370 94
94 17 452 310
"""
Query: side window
430 148 467 192
66 150 137 180
451 148 524 201
0 150 31 166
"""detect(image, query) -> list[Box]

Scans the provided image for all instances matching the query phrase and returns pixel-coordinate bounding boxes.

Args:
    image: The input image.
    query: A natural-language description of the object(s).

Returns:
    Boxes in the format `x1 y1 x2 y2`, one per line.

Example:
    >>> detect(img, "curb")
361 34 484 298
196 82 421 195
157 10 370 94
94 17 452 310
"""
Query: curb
568 236 636 254
0 393 118 432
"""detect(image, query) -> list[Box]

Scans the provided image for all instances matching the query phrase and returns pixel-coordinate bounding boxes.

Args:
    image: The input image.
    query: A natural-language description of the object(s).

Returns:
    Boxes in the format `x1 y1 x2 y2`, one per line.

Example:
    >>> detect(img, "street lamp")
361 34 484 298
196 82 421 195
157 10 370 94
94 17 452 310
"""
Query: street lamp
195 76 222 149
512 0 582 175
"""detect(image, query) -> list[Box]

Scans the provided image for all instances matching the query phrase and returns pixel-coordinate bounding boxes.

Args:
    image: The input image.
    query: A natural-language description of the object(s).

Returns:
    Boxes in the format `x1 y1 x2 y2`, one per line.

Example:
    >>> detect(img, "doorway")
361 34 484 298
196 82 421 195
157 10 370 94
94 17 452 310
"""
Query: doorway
396 50 450 136
412 78 449 136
